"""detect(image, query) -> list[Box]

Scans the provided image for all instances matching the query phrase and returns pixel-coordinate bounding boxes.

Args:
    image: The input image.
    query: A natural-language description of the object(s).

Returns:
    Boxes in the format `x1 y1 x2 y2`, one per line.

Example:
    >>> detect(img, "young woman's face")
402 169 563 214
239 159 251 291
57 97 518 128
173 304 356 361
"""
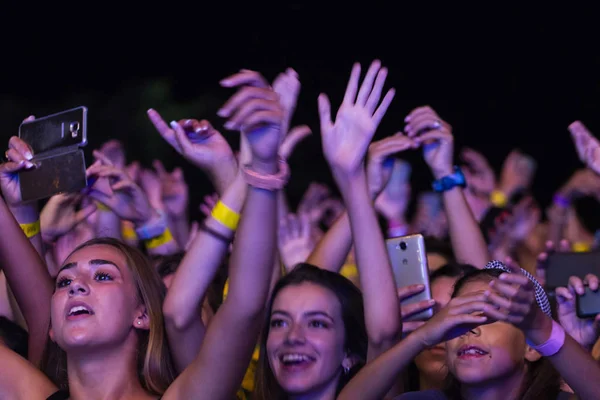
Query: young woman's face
50 244 145 350
414 276 457 380
444 279 537 385
266 282 349 396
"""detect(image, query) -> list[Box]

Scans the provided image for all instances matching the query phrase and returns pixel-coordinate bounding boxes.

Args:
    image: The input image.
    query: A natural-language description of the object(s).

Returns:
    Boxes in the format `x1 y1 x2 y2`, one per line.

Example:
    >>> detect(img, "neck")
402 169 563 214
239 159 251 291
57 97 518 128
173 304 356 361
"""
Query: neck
419 371 444 391
460 366 525 400
66 332 148 400
288 373 341 400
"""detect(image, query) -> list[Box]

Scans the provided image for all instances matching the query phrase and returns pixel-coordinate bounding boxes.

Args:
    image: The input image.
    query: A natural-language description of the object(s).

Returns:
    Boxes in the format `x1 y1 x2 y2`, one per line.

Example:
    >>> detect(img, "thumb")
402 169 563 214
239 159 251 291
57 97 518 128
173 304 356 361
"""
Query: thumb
280 125 312 159
74 203 98 224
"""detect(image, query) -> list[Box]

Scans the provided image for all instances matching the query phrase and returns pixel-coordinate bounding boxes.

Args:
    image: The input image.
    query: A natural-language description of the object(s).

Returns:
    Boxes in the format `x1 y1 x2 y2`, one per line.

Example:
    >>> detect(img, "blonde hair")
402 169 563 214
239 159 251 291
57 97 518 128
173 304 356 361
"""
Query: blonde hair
42 237 176 394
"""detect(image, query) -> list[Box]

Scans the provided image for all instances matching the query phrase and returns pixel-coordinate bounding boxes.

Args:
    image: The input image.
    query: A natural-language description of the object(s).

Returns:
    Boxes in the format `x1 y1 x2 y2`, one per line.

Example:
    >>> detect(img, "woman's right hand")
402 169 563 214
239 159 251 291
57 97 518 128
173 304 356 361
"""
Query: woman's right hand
413 292 490 348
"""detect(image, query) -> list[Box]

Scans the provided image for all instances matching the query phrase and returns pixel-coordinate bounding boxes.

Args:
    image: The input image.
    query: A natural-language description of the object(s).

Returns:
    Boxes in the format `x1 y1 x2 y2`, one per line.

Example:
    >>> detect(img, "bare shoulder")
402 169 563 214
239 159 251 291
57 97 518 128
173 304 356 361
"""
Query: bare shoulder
0 343 57 400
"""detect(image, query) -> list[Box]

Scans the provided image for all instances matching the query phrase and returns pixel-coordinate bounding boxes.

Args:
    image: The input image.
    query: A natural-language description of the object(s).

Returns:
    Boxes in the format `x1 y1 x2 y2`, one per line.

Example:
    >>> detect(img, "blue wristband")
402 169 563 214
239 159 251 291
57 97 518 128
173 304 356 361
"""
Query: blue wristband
432 166 466 193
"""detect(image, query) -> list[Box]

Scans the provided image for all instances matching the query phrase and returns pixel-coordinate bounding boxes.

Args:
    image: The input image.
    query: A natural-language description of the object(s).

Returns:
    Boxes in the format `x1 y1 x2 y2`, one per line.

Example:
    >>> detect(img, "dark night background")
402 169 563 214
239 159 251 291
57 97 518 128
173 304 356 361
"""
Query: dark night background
1 3 598 223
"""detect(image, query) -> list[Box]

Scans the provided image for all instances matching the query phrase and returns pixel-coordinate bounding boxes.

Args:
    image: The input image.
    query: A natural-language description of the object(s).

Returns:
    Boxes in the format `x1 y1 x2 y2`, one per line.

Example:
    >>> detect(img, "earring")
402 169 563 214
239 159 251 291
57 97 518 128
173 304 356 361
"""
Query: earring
137 320 141 325
343 365 350 375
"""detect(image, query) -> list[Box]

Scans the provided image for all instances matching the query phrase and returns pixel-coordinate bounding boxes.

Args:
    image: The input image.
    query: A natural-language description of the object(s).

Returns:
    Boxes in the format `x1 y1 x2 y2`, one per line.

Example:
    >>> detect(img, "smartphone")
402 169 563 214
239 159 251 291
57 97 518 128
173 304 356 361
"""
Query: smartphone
19 150 88 203
545 251 600 291
19 106 87 156
386 234 433 321
576 286 600 318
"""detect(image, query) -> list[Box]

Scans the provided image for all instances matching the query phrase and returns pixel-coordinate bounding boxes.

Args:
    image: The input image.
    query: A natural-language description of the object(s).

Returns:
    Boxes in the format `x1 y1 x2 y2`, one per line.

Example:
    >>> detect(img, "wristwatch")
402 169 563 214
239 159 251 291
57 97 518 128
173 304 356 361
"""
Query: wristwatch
432 166 466 193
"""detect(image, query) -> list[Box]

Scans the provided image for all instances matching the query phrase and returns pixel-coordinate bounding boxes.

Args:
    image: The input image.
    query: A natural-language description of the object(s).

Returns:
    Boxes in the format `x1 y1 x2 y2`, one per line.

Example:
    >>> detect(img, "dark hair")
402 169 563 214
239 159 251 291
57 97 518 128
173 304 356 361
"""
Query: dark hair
424 237 455 261
253 263 367 400
0 316 28 358
442 268 561 400
405 263 478 392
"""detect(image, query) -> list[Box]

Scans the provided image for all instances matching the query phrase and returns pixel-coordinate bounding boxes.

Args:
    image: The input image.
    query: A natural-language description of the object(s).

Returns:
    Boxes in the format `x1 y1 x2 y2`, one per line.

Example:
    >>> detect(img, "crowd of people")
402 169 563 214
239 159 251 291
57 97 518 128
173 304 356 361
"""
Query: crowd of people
1 60 600 399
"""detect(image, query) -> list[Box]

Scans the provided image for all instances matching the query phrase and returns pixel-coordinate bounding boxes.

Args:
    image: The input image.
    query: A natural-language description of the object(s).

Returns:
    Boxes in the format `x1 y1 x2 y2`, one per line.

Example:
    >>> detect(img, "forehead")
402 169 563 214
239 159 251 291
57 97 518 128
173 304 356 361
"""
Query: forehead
272 282 342 316
62 244 127 269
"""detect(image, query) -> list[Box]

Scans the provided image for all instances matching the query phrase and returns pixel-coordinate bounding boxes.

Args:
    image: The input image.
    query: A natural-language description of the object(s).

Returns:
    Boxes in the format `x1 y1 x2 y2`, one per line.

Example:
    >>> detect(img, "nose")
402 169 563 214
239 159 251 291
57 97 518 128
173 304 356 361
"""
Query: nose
284 322 306 345
68 279 90 296
465 326 481 337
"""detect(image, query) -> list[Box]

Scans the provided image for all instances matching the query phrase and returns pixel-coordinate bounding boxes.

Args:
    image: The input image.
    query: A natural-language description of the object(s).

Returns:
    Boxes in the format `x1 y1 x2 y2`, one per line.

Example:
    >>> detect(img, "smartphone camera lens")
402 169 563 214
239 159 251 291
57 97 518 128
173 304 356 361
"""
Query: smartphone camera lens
399 241 407 251
70 122 80 138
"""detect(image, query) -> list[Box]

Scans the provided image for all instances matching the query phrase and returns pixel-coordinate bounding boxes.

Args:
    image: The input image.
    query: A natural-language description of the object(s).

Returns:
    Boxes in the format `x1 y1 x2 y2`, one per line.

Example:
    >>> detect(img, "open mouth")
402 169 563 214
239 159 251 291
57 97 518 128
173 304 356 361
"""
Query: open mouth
457 345 488 359
66 304 94 319
279 353 315 369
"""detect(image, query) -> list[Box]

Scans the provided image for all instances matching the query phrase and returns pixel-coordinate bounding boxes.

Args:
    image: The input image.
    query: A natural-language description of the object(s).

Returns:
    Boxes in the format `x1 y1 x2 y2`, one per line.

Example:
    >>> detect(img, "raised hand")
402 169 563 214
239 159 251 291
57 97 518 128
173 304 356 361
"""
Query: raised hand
139 167 164 212
367 134 416 199
98 139 126 168
40 194 97 244
148 110 237 191
153 160 189 219
0 118 36 206
199 193 219 218
461 147 496 197
498 150 536 196
86 164 155 224
414 292 490 347
277 213 315 272
404 106 453 179
556 274 600 349
318 60 395 177
297 182 331 225
569 121 600 175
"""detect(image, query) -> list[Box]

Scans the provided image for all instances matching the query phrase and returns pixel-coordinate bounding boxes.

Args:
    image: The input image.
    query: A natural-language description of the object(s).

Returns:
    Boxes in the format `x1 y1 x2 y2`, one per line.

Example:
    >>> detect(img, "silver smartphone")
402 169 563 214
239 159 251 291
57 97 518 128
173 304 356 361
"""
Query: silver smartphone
386 233 433 321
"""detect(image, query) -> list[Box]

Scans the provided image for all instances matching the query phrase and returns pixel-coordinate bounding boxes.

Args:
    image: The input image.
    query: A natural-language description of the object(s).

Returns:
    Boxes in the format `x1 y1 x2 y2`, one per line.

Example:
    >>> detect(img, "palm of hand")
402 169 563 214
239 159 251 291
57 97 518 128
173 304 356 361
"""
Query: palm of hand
280 235 314 271
189 133 234 167
110 188 150 222
324 104 375 172
558 301 597 347
0 171 21 205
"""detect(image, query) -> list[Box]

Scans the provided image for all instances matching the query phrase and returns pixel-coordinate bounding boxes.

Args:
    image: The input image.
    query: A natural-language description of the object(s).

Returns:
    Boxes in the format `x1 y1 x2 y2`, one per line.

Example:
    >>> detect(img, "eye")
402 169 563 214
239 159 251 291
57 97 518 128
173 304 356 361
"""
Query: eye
95 272 113 281
56 277 72 288
270 318 286 328
309 320 329 329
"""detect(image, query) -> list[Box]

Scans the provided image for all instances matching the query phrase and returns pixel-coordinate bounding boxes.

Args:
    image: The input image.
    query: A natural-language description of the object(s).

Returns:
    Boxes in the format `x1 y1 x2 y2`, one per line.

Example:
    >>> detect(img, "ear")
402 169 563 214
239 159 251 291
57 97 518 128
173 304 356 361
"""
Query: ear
133 305 150 331
342 352 361 371
524 344 542 363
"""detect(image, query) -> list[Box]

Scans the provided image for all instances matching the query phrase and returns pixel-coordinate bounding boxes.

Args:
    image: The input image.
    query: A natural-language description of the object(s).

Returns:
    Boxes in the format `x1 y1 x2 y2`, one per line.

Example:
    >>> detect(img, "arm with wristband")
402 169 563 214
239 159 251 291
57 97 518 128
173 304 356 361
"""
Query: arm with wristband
163 166 246 372
405 106 490 269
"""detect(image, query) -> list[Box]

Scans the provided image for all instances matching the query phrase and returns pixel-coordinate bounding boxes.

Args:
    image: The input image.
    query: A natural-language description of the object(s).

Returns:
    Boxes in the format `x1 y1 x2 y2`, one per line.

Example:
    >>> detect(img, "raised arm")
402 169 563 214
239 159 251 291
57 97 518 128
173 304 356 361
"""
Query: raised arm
165 70 283 400
318 60 401 356
405 106 489 268
0 134 54 366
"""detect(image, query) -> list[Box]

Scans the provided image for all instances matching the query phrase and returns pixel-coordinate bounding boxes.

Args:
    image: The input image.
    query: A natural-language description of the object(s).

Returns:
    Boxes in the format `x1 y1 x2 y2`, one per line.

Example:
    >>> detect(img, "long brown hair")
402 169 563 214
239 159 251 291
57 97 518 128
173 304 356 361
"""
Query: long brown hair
253 264 367 400
442 268 560 400
41 237 176 395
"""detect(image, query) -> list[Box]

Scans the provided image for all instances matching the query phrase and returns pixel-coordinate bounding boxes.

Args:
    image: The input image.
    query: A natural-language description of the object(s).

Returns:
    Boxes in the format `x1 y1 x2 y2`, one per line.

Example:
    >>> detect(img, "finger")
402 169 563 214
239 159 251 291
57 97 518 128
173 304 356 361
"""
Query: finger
287 214 300 238
413 129 453 144
299 212 311 239
405 106 438 122
559 239 571 252
278 216 290 243
218 87 279 119
407 113 442 135
5 148 30 165
8 136 33 160
239 110 284 132
171 167 184 181
568 275 585 295
449 294 490 309
485 289 531 316
92 150 114 166
586 274 600 291
343 63 361 104
74 203 98 224
226 98 279 130
0 160 29 173
365 67 388 114
22 115 35 123
111 179 136 192
370 135 416 160
555 286 573 304
152 159 168 178
492 274 532 294
280 125 312 159
372 88 396 127
170 121 194 156
199 202 212 217
401 299 436 320
356 60 381 106
220 70 270 89
397 284 426 300
317 94 333 132
147 109 181 153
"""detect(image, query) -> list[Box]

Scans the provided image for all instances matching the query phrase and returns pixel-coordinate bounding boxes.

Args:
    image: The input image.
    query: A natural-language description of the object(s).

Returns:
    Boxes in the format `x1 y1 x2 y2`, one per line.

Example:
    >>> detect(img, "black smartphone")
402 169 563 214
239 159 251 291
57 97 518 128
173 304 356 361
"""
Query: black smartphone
545 251 600 291
19 106 87 156
576 286 600 318
19 150 87 203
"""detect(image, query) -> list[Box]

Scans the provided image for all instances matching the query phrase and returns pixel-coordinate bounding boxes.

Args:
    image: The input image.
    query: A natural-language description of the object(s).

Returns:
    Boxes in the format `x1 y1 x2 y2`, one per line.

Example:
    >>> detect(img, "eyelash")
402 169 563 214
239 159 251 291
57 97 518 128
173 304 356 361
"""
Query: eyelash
56 272 113 288
269 319 329 329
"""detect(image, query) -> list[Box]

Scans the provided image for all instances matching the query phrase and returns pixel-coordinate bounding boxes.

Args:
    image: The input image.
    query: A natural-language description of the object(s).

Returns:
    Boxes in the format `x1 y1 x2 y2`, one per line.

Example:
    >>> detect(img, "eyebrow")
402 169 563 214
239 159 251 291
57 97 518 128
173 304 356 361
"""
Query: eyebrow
57 259 120 275
271 310 335 322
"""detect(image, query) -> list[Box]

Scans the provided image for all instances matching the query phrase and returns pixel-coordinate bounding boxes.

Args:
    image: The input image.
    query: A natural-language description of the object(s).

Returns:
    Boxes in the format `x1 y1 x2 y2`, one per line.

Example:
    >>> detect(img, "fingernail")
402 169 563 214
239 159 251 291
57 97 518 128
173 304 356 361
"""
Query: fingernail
25 152 33 160
499 274 508 280
428 299 435 305
169 121 178 130
217 109 227 117
25 161 34 169
224 121 235 130
147 108 154 114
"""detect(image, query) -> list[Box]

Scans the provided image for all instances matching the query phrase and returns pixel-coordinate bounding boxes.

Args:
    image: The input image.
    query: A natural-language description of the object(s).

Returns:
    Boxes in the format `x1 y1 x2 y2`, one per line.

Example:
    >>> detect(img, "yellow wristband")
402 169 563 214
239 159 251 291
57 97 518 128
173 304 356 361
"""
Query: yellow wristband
340 263 358 279
490 190 508 208
122 225 138 240
20 220 41 238
211 201 240 231
144 228 173 250
96 202 111 212
572 242 591 253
